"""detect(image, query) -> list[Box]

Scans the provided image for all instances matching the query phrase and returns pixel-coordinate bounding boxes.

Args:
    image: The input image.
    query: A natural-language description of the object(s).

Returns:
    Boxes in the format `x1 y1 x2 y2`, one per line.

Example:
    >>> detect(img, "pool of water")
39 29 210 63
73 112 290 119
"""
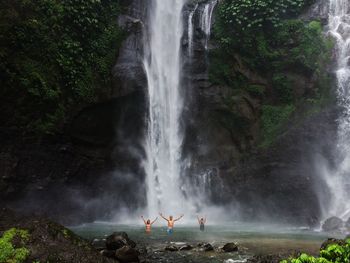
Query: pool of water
70 222 343 262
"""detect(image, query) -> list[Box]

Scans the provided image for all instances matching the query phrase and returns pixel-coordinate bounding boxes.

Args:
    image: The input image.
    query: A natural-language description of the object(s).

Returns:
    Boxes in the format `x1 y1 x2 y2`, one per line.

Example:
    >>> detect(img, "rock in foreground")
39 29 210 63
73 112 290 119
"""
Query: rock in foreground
115 246 140 263
222 242 238 252
106 232 136 250
0 208 113 263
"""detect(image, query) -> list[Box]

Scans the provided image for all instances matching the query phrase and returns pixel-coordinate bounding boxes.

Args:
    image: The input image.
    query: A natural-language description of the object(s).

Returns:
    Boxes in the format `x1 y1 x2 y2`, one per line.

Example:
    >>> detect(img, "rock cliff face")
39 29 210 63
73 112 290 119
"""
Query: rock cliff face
181 0 337 225
0 0 337 225
0 1 148 224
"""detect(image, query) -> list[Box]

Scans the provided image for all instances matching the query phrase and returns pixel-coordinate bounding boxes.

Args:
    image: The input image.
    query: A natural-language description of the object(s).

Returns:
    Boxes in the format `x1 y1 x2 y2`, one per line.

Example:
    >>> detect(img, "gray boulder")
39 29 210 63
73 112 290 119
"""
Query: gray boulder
345 217 350 230
322 217 344 232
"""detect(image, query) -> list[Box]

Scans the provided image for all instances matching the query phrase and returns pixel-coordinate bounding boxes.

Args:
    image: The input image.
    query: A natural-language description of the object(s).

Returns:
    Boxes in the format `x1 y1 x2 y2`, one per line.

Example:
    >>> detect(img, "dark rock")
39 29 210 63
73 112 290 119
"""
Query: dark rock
0 208 113 263
320 238 346 250
100 249 117 258
301 0 330 25
92 238 107 250
179 244 193 251
322 217 344 232
222 242 238 252
115 246 140 263
201 243 214 252
106 232 136 250
165 245 179 252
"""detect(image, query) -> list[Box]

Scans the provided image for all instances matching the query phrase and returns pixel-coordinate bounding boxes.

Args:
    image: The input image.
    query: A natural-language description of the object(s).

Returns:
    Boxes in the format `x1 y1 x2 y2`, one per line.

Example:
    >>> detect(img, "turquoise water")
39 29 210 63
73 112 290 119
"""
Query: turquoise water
70 222 344 259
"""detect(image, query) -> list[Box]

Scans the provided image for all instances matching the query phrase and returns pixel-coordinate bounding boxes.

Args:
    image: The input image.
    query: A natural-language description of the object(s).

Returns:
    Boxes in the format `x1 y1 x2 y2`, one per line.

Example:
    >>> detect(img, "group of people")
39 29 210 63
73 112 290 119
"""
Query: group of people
141 213 206 234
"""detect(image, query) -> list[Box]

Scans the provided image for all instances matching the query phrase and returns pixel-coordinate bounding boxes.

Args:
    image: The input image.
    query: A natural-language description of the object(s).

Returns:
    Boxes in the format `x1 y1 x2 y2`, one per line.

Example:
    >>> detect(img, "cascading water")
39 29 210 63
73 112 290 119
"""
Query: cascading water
188 3 198 57
143 0 188 216
201 0 217 50
324 0 350 220
142 0 220 219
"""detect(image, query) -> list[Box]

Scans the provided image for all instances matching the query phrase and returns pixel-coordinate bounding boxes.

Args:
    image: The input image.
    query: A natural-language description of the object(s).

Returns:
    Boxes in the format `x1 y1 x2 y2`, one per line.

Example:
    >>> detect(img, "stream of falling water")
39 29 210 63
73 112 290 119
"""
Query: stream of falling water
325 0 350 220
143 0 218 217
143 0 187 216
201 0 217 50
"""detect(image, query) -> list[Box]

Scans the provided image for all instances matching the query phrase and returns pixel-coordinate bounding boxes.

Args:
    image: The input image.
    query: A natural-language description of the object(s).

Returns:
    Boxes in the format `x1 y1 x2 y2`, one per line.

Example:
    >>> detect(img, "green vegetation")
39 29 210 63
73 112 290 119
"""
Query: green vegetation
281 239 350 263
0 228 30 263
211 0 333 147
0 0 124 134
261 104 295 147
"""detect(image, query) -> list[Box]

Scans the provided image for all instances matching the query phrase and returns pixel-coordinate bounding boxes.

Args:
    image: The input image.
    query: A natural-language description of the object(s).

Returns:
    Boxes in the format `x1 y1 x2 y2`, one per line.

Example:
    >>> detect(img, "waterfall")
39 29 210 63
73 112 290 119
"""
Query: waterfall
143 0 187 216
324 0 350 220
188 4 198 57
200 0 217 50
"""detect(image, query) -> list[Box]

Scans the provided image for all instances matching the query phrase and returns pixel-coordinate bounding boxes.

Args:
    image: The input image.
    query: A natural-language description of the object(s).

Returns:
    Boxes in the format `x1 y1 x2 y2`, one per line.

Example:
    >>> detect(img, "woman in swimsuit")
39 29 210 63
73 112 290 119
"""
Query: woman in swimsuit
141 216 158 233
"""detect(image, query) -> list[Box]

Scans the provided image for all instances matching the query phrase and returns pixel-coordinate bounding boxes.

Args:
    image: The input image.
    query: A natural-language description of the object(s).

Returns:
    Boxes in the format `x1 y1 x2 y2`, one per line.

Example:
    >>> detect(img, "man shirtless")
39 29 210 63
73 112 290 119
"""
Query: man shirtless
197 215 206 231
141 216 158 233
159 213 184 234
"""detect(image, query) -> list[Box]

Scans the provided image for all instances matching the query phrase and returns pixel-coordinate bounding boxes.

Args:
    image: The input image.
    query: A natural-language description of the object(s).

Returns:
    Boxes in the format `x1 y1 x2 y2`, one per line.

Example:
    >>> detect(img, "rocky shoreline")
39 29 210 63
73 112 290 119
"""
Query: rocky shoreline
2 208 350 263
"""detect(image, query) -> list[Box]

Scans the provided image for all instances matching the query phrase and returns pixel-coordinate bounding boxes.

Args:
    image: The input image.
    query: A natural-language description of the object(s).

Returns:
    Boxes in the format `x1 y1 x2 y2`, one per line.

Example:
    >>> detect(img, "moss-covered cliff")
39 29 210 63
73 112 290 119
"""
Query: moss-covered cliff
0 0 124 135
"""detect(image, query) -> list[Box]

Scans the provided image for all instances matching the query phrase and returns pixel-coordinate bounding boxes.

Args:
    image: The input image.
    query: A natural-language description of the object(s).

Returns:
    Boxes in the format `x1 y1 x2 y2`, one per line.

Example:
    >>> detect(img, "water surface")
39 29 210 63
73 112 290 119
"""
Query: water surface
71 222 342 262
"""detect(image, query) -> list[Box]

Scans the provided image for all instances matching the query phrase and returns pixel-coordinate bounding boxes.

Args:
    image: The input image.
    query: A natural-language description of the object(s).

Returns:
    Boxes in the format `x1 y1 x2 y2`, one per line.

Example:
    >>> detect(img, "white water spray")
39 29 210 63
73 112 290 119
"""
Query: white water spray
188 4 198 57
324 0 350 220
143 0 188 216
142 0 222 221
200 0 217 50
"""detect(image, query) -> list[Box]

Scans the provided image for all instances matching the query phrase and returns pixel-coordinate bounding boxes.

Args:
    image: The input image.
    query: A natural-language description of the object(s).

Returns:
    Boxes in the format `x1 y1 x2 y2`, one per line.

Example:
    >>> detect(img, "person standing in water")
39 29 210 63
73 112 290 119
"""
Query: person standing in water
159 213 184 234
141 216 158 233
197 215 206 231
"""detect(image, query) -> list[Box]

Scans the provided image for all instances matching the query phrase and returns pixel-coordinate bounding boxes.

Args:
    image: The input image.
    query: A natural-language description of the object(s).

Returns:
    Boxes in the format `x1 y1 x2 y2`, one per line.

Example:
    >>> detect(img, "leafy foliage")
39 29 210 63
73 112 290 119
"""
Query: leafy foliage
211 0 332 147
281 239 350 263
0 0 123 134
261 104 295 147
217 0 314 37
0 228 30 263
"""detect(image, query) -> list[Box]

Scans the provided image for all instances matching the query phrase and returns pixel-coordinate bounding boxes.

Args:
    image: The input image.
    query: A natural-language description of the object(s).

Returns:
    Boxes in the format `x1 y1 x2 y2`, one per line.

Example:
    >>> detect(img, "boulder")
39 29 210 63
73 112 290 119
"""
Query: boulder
106 232 136 250
0 208 113 263
345 218 350 230
322 217 344 232
222 242 238 252
115 246 140 263
202 243 214 252
179 244 193 251
100 250 117 258
93 238 106 250
165 245 179 252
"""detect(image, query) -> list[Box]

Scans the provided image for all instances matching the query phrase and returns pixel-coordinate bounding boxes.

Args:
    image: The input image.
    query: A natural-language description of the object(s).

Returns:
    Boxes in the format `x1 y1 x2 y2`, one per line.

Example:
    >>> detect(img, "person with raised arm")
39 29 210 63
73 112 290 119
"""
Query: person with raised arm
197 215 206 231
159 213 184 234
141 216 158 233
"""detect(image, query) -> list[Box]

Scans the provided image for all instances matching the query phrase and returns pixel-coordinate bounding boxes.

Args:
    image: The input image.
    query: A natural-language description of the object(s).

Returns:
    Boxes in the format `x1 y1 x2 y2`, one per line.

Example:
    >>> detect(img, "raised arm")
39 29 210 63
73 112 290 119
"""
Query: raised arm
159 213 168 221
174 214 184 222
141 216 146 225
151 217 158 225
197 215 200 224
204 216 207 224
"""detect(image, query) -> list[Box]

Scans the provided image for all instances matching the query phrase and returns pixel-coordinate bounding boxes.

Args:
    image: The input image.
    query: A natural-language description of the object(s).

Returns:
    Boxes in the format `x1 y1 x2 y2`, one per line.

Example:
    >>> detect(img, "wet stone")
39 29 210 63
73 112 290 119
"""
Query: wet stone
222 243 238 252
165 245 179 252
